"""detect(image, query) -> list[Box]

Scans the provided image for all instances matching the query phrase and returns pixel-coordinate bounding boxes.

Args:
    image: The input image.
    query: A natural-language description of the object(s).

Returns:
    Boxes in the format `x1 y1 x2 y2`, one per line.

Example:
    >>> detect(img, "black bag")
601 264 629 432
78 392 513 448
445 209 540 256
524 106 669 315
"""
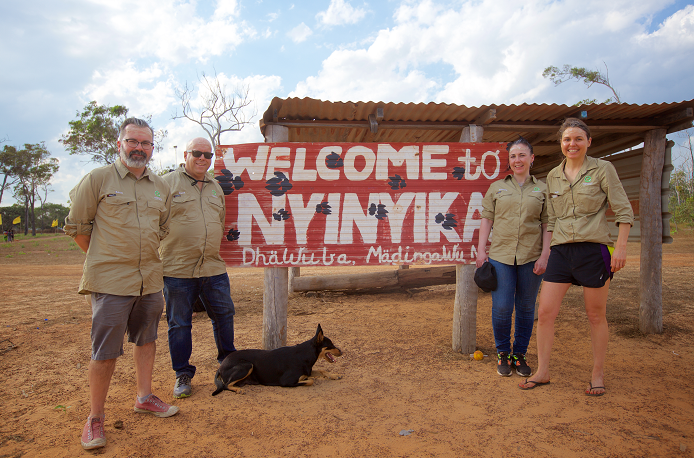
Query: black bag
474 261 497 292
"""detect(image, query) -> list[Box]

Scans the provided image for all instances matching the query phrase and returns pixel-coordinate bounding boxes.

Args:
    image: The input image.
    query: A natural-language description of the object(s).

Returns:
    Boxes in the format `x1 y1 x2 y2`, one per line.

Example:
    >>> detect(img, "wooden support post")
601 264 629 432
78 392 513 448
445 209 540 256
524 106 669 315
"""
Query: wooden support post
639 128 666 334
264 124 289 143
288 267 300 294
451 124 483 352
263 267 288 349
263 125 290 348
452 264 477 353
460 124 483 142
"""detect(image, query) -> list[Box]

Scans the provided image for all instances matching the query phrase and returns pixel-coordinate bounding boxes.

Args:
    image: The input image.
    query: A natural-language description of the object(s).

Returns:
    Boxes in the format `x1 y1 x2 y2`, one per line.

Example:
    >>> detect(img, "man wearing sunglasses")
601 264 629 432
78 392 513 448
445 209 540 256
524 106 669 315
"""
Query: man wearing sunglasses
66 118 178 451
159 137 236 400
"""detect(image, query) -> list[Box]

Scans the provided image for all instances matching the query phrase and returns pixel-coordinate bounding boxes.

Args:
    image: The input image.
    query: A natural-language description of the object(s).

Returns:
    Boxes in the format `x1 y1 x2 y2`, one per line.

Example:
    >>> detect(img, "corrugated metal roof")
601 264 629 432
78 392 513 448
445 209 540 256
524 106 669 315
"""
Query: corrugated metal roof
259 97 694 172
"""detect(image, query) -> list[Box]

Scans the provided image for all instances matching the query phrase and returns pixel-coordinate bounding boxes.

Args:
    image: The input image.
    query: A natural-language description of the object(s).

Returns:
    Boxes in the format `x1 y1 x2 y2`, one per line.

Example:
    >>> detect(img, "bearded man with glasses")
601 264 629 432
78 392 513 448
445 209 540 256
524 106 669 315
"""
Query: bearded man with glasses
159 137 237 400
65 118 178 451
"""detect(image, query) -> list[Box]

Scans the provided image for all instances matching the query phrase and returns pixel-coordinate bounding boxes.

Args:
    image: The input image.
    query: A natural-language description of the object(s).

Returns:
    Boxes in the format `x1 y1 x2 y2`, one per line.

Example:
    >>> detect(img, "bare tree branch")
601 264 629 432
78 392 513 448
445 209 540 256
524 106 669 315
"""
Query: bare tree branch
542 61 621 104
172 69 256 147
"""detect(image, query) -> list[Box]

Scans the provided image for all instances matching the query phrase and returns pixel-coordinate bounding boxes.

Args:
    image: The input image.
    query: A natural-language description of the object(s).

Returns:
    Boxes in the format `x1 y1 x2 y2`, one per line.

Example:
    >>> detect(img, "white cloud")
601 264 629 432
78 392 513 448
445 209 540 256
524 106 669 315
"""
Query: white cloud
82 62 177 117
287 22 312 43
291 0 694 106
317 0 367 27
637 4 694 47
53 0 254 65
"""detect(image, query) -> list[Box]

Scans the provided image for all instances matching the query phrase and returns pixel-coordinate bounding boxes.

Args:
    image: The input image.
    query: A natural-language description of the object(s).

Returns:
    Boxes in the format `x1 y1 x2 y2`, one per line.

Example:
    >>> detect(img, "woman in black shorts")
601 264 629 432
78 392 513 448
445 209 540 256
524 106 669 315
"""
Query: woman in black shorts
518 118 633 396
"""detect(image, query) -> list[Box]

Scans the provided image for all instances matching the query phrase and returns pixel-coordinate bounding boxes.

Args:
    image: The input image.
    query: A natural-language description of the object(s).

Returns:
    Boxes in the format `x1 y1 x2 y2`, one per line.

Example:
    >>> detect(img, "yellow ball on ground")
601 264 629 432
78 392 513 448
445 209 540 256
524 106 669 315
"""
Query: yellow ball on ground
473 350 484 361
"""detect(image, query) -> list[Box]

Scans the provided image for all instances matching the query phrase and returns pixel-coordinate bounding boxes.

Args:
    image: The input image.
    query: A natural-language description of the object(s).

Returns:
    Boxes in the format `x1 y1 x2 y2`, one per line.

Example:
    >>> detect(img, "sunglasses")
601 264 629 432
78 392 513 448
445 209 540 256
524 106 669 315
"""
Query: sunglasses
189 150 214 160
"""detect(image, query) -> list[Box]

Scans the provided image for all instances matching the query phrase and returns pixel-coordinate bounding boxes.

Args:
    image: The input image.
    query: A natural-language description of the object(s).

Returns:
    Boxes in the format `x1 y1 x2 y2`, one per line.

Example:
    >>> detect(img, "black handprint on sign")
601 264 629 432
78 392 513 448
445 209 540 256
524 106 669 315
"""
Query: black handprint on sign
215 169 245 195
325 152 344 169
273 208 291 221
265 172 293 196
434 213 458 230
387 174 406 190
452 167 466 180
315 201 332 215
368 203 389 220
226 228 241 241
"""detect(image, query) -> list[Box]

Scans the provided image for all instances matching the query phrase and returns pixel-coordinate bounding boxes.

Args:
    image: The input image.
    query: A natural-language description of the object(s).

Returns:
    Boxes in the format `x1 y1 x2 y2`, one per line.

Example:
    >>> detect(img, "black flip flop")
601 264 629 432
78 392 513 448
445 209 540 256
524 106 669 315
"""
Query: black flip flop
585 382 606 396
519 379 550 390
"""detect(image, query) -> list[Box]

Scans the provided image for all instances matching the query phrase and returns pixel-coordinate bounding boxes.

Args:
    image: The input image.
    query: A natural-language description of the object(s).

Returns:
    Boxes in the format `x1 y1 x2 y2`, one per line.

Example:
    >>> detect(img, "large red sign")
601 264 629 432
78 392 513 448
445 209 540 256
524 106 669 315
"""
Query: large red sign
214 142 505 267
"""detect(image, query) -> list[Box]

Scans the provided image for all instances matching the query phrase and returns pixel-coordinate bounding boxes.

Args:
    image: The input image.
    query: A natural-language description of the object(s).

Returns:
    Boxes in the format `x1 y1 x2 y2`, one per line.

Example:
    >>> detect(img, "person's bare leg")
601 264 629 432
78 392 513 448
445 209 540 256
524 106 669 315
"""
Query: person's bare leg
89 358 117 418
519 281 570 388
134 341 156 398
583 280 610 395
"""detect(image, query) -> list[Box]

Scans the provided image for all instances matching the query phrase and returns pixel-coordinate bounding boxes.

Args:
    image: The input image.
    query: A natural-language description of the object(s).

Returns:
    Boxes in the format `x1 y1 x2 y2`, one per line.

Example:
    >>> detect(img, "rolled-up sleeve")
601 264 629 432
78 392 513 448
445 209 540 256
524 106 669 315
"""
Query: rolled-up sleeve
158 182 172 241
480 186 496 221
604 162 634 227
64 174 97 237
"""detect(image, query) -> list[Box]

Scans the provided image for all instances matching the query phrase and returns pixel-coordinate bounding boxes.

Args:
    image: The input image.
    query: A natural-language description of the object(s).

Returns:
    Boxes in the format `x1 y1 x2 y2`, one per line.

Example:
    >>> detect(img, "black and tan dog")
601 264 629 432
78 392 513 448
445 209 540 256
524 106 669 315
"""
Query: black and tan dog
212 324 342 396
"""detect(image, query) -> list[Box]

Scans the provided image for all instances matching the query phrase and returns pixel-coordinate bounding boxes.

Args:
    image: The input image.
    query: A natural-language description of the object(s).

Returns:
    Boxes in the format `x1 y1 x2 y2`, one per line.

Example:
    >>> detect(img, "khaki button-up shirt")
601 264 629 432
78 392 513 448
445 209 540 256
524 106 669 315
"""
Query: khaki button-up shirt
159 167 227 278
64 159 171 296
481 175 548 265
546 156 634 247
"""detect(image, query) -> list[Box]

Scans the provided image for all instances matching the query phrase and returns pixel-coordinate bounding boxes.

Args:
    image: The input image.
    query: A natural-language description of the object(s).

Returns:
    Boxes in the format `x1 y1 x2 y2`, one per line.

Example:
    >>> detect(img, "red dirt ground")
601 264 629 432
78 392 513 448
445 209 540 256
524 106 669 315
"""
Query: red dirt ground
0 232 693 457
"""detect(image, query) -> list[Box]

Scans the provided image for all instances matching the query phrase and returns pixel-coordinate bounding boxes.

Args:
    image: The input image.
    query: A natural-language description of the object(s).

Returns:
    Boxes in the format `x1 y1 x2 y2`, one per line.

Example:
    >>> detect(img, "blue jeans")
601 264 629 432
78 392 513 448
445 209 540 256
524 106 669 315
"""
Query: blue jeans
488 258 543 355
164 273 236 378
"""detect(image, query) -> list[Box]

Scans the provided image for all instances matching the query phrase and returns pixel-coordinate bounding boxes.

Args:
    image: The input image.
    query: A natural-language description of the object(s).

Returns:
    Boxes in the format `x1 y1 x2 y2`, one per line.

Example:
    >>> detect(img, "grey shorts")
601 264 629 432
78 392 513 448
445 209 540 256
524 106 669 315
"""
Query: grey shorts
90 291 165 360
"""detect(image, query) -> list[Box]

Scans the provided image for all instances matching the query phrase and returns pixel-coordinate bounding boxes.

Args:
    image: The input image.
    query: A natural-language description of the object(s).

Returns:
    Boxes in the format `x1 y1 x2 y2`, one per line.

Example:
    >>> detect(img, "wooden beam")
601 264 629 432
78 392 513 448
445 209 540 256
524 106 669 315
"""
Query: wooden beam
667 119 694 134
653 107 693 126
474 108 497 125
639 128 667 334
292 266 456 292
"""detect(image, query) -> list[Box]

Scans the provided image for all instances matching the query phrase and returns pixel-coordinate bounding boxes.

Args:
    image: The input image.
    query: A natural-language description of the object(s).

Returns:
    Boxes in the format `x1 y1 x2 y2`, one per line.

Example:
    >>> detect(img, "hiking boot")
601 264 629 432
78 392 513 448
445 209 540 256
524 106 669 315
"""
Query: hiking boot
512 353 532 377
134 394 180 418
81 415 106 450
497 352 512 377
173 374 192 399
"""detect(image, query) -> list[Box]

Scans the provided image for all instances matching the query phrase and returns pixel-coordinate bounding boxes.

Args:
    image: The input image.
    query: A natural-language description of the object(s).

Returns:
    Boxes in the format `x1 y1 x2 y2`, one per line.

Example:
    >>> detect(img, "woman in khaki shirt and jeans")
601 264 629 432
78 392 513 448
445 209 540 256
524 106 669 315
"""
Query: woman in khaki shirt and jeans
519 118 633 396
476 137 552 378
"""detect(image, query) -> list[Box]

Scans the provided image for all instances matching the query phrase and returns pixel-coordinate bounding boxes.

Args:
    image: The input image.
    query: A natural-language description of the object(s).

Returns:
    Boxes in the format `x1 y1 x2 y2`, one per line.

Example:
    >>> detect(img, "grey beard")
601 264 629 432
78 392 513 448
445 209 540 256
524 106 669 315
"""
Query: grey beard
120 149 150 169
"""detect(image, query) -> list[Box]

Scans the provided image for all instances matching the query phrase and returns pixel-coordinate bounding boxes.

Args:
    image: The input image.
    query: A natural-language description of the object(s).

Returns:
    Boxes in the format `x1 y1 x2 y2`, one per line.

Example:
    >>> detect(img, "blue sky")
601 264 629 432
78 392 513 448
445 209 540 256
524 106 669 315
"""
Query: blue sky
1 0 693 205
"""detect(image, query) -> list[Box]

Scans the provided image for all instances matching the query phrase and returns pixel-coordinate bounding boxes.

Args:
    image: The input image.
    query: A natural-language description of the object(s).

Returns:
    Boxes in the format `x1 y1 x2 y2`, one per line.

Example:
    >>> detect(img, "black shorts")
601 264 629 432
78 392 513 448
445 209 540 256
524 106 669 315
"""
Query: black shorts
544 242 613 288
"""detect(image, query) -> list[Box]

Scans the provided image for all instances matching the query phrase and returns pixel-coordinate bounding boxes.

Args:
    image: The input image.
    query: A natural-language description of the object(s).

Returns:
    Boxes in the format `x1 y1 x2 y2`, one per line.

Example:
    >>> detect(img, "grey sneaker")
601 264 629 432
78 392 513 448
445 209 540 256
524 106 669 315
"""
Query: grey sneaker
173 374 192 399
497 352 512 377
512 353 532 377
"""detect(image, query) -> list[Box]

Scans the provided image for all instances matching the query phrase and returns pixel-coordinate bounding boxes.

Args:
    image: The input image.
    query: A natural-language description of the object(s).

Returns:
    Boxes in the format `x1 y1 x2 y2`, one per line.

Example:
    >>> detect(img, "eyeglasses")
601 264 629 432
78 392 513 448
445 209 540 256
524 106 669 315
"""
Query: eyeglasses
189 150 214 160
123 139 154 150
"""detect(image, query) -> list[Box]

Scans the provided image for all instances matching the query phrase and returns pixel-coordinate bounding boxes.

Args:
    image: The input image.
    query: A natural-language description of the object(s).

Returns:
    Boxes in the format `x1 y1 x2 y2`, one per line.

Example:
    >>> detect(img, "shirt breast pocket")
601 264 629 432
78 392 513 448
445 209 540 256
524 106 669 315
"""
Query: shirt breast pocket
99 194 136 223
528 193 545 218
575 184 605 214
494 190 515 217
147 200 167 231
171 194 198 222
203 196 224 225
548 190 570 217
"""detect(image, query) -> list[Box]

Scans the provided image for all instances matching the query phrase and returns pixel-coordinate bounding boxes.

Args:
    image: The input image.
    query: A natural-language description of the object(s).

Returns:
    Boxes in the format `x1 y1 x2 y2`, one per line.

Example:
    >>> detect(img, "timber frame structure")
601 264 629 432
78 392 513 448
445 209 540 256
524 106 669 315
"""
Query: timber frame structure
256 96 694 351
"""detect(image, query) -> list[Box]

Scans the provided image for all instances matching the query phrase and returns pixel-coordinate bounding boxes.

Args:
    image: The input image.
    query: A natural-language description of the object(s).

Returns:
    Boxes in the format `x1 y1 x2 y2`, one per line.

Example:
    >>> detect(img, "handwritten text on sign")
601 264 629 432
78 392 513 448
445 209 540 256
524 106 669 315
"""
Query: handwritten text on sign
214 143 504 267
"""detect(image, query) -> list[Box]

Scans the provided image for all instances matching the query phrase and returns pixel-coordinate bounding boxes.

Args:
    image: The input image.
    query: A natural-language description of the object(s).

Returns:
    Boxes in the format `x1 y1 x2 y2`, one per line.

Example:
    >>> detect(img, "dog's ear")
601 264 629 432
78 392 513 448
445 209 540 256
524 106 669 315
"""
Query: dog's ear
315 324 324 345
